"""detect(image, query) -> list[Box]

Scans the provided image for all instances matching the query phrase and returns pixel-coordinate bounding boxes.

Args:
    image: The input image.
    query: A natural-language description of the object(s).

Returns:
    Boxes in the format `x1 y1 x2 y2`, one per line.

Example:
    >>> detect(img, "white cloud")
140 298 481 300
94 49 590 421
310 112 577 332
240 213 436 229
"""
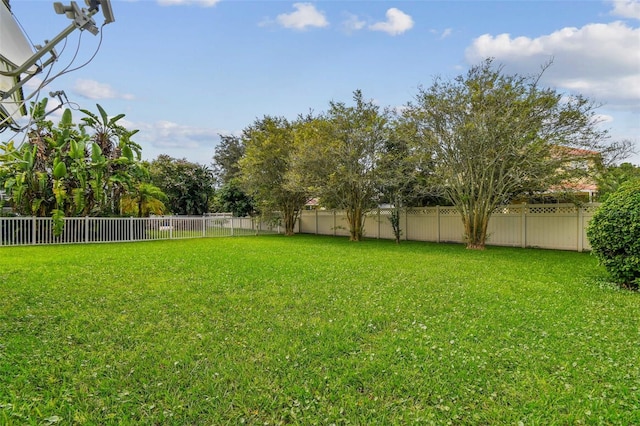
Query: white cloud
125 119 221 150
440 28 453 39
157 0 220 7
152 121 218 147
609 0 640 19
430 28 453 39
116 118 231 163
73 79 135 100
276 3 328 30
465 21 640 108
369 8 414 36
342 13 366 34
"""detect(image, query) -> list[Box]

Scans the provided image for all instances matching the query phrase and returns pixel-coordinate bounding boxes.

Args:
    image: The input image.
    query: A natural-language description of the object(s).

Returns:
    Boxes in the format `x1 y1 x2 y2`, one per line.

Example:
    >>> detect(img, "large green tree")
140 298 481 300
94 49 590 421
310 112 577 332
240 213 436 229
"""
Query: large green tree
238 116 308 236
405 59 614 249
211 134 255 217
376 115 437 243
211 180 255 217
212 134 244 186
292 91 389 241
149 155 215 215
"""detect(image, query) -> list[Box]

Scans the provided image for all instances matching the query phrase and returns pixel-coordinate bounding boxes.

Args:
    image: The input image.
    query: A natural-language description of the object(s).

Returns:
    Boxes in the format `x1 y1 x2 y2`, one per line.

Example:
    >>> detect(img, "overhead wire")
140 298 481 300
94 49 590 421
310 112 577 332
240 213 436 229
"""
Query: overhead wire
0 6 69 134
0 36 69 141
1 14 108 146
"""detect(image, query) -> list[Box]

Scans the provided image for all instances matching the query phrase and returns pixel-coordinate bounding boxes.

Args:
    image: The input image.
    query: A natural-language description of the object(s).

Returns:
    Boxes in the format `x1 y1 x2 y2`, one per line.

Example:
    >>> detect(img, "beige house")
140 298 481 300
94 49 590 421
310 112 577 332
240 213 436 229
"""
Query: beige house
548 147 601 202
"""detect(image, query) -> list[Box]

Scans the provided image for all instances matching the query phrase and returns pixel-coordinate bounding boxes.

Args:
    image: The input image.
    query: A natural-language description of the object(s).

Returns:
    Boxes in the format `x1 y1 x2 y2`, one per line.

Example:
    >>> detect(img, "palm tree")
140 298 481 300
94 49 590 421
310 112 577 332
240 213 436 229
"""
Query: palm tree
120 183 168 217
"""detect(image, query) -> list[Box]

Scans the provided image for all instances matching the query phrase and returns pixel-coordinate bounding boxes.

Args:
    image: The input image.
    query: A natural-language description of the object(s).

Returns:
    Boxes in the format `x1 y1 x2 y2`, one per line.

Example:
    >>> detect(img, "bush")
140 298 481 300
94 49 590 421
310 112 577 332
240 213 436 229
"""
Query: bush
587 179 640 289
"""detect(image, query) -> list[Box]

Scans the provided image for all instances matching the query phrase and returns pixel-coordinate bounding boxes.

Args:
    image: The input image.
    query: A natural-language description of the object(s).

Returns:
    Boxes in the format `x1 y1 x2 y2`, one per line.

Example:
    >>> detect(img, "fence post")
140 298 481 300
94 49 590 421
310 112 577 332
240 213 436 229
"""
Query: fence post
521 204 527 249
333 210 337 237
32 216 36 245
169 216 173 239
202 216 206 238
436 206 441 244
377 208 381 239
231 217 235 236
316 209 319 235
404 207 408 241
130 217 134 242
577 206 584 252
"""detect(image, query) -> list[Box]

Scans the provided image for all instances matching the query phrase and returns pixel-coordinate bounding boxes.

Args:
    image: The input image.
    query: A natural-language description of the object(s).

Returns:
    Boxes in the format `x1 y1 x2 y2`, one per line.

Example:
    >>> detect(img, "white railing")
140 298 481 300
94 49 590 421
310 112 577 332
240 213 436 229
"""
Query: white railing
297 203 600 252
0 215 278 246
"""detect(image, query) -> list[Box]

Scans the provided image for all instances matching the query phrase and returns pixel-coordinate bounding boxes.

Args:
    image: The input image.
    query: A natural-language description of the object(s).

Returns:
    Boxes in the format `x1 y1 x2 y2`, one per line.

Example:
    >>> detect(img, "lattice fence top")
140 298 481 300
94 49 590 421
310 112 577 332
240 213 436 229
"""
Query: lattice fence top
528 205 578 215
438 207 459 215
307 203 598 217
492 206 524 215
405 208 438 216
581 205 600 214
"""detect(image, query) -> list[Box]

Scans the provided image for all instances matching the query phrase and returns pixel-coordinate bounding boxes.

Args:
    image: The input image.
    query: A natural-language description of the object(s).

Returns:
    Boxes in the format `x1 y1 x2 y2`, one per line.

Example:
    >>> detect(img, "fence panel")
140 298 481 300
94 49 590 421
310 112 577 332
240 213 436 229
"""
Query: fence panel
0 215 262 247
317 211 336 236
298 211 316 234
487 205 525 247
525 205 579 251
437 207 465 244
376 209 396 240
580 205 598 251
204 216 233 237
0 217 32 246
298 203 600 251
405 208 437 241
334 214 351 237
1 205 600 251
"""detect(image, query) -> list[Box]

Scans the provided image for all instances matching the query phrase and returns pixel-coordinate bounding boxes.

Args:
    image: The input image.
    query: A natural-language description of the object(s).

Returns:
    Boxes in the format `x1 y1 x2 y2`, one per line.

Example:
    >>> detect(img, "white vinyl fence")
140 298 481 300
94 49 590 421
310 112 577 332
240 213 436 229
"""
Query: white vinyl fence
1 204 600 251
0 215 278 247
297 203 600 252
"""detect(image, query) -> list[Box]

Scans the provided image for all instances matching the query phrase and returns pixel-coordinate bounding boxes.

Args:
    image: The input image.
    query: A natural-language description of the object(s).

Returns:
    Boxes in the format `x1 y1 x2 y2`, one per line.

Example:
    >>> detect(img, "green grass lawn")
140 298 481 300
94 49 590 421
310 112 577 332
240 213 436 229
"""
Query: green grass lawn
1 235 638 425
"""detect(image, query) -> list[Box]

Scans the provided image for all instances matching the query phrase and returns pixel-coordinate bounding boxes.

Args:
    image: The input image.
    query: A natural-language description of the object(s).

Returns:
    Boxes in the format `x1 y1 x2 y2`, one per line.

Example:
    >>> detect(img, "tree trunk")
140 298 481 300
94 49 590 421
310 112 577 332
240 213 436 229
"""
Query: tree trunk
348 206 364 241
284 213 295 236
390 207 401 244
283 204 298 236
463 209 489 250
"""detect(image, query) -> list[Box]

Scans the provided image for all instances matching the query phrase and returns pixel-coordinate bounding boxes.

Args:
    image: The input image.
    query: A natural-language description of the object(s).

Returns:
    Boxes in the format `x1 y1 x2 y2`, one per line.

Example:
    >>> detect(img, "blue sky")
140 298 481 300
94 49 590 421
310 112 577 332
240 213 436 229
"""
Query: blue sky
5 0 640 165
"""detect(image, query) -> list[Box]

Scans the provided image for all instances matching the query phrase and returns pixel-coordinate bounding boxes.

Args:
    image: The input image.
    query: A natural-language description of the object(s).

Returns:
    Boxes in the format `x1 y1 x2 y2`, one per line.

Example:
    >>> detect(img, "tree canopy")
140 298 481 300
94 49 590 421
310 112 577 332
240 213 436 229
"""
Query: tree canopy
149 155 215 216
211 134 255 217
212 134 244 187
238 116 308 235
405 59 613 249
291 90 390 241
596 162 640 202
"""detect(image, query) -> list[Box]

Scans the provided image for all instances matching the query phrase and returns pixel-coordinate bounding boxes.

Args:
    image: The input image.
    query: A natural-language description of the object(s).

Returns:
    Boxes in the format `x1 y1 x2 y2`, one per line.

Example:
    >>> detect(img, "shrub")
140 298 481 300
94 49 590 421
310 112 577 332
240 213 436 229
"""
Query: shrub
587 179 640 289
